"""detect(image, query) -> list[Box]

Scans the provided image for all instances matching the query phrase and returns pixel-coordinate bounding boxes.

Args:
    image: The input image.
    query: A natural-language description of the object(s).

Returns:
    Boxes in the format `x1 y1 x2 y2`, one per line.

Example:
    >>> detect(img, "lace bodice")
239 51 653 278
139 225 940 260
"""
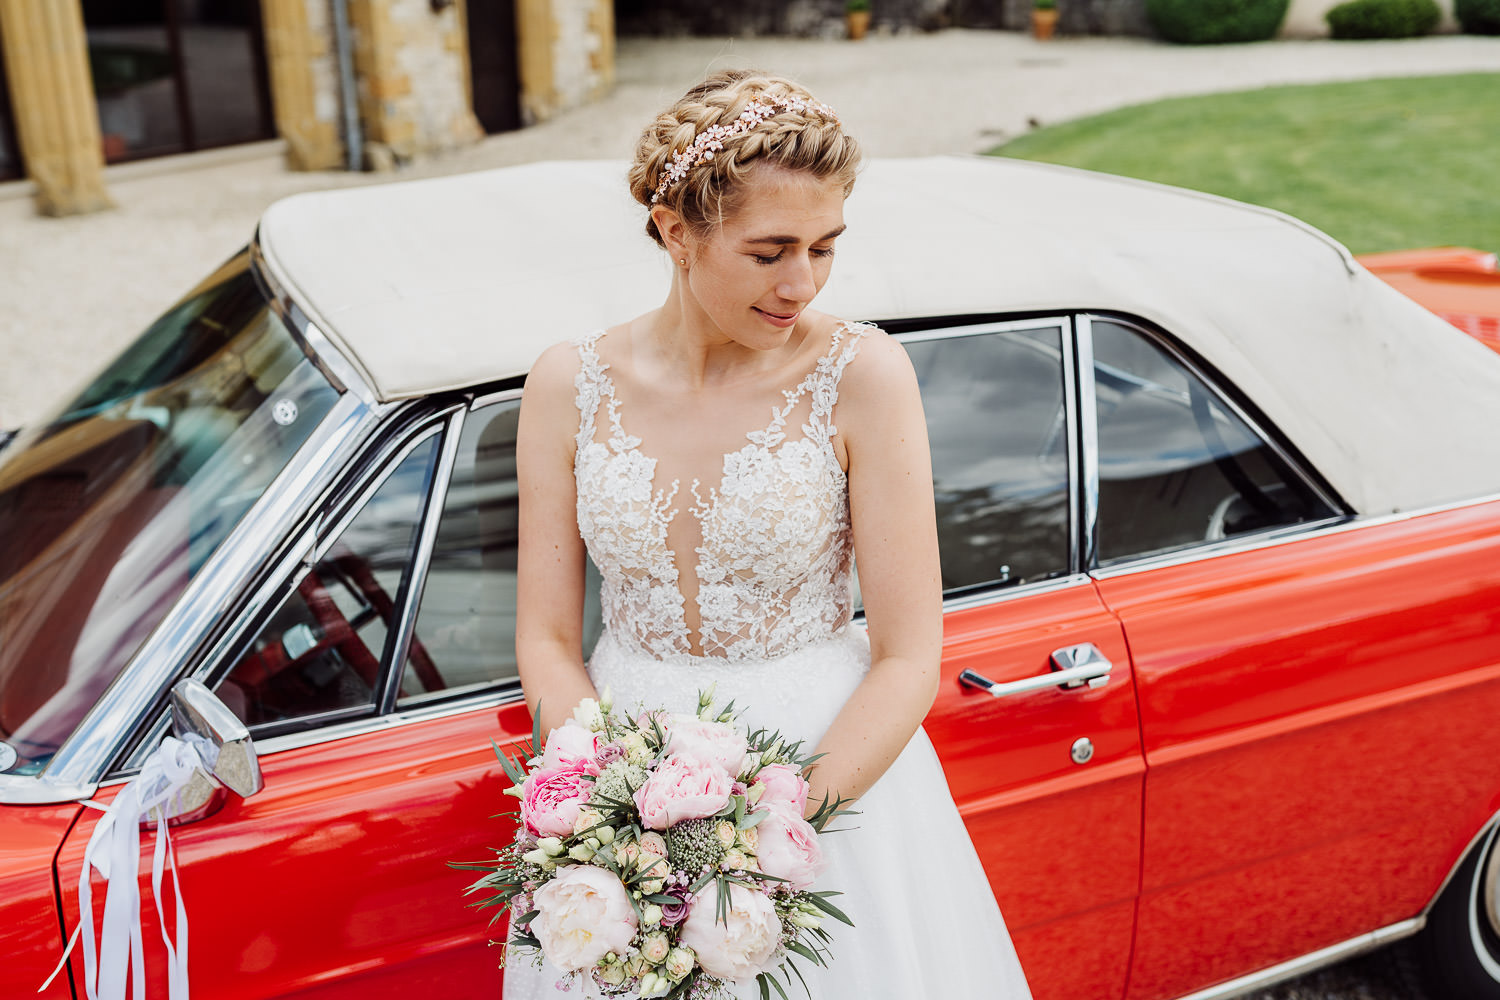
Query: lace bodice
573 323 871 662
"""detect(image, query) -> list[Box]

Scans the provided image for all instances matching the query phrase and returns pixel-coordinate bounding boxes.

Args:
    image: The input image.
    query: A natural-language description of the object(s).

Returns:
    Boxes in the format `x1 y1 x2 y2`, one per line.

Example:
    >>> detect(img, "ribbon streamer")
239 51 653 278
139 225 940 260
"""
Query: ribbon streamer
41 735 207 999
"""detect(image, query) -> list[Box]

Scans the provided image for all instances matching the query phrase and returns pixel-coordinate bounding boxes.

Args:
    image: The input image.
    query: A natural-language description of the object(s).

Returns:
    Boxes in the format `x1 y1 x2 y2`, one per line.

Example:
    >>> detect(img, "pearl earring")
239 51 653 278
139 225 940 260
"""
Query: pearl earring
679 258 687 267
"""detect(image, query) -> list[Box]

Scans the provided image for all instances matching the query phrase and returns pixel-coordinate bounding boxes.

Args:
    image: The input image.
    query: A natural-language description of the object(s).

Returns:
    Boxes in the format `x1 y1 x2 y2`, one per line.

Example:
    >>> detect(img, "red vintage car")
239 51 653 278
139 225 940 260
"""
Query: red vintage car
2 158 1499 1000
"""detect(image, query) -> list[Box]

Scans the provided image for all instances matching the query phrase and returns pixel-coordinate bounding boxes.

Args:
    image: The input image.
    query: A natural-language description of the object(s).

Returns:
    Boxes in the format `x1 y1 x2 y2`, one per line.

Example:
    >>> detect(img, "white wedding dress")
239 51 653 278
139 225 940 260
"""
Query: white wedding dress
503 323 1033 999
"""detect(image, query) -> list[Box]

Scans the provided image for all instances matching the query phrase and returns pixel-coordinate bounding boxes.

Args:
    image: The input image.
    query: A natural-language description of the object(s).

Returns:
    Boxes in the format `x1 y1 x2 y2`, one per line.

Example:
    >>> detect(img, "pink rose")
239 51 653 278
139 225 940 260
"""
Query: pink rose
753 763 809 815
679 882 781 982
666 716 749 775
753 801 825 890
541 723 601 772
521 761 595 838
633 754 733 830
530 865 638 971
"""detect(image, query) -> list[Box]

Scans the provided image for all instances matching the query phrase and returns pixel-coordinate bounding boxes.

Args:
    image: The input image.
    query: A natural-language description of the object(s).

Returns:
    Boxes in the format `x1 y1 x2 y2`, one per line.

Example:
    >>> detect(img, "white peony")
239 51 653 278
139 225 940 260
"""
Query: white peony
529 866 638 972
679 883 782 983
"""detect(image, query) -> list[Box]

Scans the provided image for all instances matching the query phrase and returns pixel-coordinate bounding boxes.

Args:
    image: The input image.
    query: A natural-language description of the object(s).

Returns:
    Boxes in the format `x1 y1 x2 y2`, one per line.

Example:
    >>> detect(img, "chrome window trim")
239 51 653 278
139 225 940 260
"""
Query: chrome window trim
472 387 524 410
1074 315 1101 570
894 314 1071 346
252 682 523 758
250 237 376 406
1090 486 1500 579
1059 317 1081 574
13 391 384 805
1168 917 1424 1000
378 406 467 713
893 316 1076 593
940 573 1094 613
1084 311 1347 566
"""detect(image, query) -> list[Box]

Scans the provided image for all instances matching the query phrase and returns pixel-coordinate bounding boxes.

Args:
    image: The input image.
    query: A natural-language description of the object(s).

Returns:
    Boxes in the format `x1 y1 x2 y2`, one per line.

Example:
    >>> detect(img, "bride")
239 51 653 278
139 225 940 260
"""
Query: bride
508 69 1032 999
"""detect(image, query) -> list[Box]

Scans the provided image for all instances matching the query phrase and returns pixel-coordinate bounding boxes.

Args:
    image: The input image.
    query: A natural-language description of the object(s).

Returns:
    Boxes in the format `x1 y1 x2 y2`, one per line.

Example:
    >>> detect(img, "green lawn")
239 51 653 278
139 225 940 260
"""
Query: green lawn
991 73 1500 255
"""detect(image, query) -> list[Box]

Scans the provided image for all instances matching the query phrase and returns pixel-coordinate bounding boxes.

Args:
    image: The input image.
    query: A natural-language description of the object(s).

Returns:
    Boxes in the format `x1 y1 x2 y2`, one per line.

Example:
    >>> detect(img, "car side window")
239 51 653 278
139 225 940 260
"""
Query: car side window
214 433 440 732
1091 317 1339 565
395 397 603 708
904 325 1071 594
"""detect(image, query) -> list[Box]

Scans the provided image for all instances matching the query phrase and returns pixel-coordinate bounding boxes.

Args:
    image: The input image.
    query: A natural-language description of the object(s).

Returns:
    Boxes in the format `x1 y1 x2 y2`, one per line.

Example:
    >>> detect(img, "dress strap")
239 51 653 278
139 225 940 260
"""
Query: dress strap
572 331 638 454
762 320 873 447
572 331 607 453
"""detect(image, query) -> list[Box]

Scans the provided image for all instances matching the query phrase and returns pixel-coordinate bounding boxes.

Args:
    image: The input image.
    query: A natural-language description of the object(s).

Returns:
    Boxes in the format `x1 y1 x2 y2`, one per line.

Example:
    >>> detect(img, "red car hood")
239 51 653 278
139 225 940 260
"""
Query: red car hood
1359 247 1500 354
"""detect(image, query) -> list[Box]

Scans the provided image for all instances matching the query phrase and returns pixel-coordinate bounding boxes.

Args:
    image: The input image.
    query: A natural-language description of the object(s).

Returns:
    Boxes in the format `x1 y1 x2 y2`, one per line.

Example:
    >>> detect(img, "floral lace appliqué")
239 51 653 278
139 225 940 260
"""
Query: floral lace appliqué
573 323 871 662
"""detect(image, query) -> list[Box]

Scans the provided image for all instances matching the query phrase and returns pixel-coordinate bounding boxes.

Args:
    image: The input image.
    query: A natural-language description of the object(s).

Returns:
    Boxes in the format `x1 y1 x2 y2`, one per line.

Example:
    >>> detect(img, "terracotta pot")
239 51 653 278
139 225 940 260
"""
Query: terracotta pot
846 10 871 40
1031 8 1059 40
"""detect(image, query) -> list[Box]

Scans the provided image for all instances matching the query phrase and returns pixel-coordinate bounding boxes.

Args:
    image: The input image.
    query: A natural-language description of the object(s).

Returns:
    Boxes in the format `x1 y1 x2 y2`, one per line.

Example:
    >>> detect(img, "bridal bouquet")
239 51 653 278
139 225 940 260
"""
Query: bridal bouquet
456 688 853 999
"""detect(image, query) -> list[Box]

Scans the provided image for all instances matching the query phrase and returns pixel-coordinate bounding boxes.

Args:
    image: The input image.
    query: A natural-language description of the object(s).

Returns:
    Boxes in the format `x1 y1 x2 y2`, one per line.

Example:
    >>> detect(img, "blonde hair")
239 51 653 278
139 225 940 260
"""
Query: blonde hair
628 70 861 248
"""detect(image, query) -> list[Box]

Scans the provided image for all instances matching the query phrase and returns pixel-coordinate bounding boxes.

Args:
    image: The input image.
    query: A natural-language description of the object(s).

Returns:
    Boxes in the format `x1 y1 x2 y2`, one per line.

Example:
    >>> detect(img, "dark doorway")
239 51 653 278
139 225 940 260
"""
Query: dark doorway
81 0 275 163
466 0 521 134
0 38 21 180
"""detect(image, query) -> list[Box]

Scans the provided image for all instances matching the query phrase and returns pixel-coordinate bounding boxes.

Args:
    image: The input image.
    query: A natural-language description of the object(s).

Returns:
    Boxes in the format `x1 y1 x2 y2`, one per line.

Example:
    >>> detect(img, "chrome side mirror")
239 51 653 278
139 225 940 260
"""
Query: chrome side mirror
151 678 264 824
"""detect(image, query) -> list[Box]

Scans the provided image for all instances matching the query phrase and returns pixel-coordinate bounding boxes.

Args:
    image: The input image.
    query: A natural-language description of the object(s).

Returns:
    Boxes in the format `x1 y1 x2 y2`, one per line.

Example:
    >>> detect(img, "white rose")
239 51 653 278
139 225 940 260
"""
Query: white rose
573 807 604 836
598 963 627 986
638 831 668 857
640 929 671 964
666 715 749 775
664 946 696 982
721 848 751 872
679 883 782 983
572 698 606 732
529 866 638 972
714 819 737 848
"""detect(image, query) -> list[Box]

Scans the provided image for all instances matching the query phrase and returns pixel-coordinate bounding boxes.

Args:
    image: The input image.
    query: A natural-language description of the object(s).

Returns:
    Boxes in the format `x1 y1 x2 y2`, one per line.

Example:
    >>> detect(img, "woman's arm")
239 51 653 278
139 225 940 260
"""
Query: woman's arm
515 342 599 736
804 329 943 812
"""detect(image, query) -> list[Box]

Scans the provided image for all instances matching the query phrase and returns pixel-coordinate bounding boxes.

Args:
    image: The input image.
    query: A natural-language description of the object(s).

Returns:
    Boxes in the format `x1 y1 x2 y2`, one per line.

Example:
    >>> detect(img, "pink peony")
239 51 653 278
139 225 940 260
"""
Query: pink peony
529 865 638 971
753 801 825 890
753 763 810 815
521 761 596 838
666 716 750 775
541 723 601 772
633 754 734 830
678 882 782 982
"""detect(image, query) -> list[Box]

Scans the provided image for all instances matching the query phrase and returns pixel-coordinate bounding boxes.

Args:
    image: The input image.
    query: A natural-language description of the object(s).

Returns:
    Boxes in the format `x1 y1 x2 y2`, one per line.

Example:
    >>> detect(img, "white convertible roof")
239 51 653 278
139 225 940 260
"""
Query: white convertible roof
258 157 1500 516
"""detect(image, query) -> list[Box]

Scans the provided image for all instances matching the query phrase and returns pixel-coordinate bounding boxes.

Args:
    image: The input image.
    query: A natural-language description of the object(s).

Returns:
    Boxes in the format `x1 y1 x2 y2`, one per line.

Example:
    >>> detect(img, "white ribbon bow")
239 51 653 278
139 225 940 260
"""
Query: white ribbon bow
42 734 209 999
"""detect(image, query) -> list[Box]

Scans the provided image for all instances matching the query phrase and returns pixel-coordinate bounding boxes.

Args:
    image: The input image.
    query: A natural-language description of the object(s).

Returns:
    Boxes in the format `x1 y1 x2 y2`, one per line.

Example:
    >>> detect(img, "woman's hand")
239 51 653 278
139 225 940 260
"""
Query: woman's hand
515 342 599 736
805 328 942 808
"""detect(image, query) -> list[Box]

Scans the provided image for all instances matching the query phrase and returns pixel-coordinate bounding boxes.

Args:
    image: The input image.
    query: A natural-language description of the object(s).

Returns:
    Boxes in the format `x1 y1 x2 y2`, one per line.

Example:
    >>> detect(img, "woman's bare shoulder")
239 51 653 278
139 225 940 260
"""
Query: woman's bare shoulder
836 320 919 401
524 337 588 401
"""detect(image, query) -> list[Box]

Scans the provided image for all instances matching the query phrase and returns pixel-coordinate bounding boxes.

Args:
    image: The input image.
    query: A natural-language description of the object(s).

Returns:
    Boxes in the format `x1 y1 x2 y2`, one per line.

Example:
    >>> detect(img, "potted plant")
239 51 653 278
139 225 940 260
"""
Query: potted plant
1032 0 1060 39
846 0 872 39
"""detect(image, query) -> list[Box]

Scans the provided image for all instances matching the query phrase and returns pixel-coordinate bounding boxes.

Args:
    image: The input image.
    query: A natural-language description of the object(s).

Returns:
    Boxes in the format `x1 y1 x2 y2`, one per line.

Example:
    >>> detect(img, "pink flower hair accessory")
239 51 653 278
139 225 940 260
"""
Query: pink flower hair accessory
650 94 840 204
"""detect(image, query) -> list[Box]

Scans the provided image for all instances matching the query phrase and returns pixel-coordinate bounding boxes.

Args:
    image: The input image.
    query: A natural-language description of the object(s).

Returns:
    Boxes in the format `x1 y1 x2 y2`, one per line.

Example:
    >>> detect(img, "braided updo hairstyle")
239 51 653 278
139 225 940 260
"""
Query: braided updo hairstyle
628 70 861 249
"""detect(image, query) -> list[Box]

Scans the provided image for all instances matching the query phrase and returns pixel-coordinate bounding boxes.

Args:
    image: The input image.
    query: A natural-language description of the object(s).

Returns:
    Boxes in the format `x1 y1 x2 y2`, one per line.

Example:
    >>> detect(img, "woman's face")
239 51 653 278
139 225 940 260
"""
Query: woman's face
680 165 847 350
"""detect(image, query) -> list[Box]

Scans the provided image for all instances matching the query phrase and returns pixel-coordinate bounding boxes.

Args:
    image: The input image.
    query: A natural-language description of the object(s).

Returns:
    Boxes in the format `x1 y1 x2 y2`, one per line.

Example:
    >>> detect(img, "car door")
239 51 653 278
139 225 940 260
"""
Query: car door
1075 314 1500 1000
895 318 1144 1000
55 392 537 998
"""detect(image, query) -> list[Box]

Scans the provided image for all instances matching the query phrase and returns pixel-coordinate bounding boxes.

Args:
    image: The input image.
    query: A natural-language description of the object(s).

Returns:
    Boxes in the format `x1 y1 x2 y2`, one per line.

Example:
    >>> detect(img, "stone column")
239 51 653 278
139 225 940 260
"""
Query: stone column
259 0 344 170
0 0 112 216
516 0 614 125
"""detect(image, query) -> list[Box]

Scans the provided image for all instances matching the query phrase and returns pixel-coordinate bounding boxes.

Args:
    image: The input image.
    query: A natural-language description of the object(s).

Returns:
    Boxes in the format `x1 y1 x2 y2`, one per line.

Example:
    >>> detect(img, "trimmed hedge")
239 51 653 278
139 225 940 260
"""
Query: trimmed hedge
1326 0 1440 37
1146 0 1290 43
1457 0 1500 33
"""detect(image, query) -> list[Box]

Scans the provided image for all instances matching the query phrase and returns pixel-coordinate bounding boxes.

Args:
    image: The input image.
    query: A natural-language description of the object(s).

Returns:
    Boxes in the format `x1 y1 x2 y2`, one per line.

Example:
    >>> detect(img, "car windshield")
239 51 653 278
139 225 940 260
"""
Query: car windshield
0 252 338 776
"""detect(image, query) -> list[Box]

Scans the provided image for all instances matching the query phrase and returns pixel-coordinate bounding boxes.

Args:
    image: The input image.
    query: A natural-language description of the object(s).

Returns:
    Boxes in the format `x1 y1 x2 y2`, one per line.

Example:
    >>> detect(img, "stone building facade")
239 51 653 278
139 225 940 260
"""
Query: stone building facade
0 0 614 216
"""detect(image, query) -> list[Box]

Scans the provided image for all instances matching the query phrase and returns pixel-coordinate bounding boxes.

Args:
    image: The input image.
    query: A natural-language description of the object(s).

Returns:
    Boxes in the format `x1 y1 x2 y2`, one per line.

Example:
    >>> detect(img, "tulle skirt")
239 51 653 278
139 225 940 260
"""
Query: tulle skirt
501 626 1033 1000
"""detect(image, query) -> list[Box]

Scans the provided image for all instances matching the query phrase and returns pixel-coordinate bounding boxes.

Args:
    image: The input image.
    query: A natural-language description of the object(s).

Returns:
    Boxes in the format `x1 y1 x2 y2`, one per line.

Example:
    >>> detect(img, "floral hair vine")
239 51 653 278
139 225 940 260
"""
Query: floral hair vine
650 94 840 204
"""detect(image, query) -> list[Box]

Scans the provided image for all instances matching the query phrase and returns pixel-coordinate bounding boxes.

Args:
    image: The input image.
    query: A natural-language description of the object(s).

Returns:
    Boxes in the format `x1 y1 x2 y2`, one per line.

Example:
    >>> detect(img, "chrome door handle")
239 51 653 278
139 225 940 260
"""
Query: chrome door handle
959 643 1113 698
